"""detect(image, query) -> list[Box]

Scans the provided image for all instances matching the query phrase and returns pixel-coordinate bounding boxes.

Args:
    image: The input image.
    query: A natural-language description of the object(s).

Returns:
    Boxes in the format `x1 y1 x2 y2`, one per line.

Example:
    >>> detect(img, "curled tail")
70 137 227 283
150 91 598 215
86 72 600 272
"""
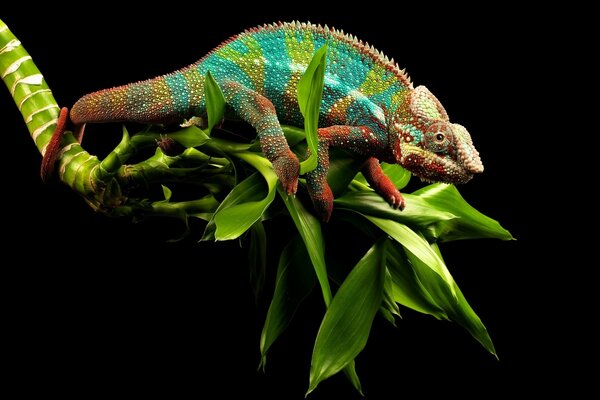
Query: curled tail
40 107 68 182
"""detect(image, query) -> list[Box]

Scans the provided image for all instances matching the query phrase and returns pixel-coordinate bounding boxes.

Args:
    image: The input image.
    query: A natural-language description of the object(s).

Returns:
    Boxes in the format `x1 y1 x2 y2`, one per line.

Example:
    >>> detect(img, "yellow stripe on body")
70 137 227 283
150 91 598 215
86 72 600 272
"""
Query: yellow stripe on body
359 65 396 97
282 30 316 117
216 35 265 93
149 78 173 115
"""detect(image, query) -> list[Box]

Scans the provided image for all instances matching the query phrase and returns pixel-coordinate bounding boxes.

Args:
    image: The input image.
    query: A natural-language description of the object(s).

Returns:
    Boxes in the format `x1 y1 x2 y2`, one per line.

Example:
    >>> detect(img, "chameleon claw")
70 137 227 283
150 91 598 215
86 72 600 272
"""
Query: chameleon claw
396 195 406 211
388 190 405 211
272 151 300 196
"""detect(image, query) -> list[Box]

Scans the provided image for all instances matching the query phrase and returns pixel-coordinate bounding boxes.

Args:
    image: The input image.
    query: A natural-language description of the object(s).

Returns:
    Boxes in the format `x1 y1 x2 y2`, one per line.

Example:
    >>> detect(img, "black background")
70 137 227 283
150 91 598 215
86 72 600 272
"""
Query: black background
2 7 568 398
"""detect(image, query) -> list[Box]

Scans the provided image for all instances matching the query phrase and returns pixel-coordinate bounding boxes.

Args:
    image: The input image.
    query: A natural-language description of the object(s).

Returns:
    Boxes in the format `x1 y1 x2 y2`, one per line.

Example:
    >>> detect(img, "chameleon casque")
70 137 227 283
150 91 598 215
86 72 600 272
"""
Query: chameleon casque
42 21 483 221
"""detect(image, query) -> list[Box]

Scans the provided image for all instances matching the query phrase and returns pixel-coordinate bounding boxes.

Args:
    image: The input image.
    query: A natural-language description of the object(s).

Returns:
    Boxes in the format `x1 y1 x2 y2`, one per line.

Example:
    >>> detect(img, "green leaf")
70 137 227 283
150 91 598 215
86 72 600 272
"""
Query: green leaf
385 239 446 319
413 183 513 241
307 238 386 395
161 185 172 202
380 267 401 326
335 191 456 230
279 189 332 306
169 125 210 148
404 241 496 356
363 215 457 297
278 193 363 395
298 45 328 175
327 149 365 197
260 236 315 370
355 163 411 190
249 221 267 301
206 152 279 240
202 172 273 241
204 71 226 135
381 163 412 189
342 363 363 397
282 125 307 147
384 238 495 355
213 172 276 241
98 125 130 177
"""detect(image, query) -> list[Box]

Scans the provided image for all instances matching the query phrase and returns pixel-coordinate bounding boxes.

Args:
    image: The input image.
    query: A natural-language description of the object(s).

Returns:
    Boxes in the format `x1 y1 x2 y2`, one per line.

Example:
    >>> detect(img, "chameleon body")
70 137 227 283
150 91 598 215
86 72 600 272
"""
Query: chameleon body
42 21 483 221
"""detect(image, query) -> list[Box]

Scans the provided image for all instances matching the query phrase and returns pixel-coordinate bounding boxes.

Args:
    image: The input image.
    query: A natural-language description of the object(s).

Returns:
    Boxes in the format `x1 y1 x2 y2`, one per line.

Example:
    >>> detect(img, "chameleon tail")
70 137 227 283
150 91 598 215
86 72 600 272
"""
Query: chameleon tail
42 70 199 181
70 70 201 127
40 107 68 182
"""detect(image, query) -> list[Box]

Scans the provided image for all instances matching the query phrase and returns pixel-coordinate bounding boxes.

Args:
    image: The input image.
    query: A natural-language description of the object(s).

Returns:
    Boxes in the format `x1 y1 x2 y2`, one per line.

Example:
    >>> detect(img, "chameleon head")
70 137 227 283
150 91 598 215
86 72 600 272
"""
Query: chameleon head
389 85 483 184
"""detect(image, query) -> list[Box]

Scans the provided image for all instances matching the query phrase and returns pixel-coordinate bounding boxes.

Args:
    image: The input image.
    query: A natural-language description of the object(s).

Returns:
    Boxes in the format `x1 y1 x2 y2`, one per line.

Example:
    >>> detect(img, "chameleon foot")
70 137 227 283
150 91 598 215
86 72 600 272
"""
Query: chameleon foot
308 184 334 223
272 150 299 195
362 157 406 211
387 189 406 210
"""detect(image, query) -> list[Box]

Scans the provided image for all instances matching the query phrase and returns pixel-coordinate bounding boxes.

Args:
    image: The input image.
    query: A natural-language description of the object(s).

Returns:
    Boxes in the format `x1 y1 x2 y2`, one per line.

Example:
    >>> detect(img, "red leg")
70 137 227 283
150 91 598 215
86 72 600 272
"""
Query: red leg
305 126 387 222
40 107 69 183
362 157 405 210
221 80 299 195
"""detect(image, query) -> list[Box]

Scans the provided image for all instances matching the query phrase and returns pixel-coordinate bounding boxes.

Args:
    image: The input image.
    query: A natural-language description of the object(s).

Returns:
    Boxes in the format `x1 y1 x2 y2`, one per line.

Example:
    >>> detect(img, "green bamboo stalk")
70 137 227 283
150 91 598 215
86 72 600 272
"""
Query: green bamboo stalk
0 19 222 220
1 19 285 224
1 19 59 154
1 18 102 200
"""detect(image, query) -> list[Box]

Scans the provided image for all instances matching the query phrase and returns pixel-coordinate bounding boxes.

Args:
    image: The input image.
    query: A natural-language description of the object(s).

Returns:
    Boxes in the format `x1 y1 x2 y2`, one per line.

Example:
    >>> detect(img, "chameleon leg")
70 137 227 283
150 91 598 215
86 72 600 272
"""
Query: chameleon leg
362 157 405 210
40 107 69 183
306 125 386 222
221 80 299 195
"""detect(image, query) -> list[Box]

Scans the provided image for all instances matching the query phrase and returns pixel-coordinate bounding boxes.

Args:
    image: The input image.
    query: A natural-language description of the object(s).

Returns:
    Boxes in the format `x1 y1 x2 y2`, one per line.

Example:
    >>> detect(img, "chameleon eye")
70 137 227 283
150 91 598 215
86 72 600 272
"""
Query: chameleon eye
426 123 452 153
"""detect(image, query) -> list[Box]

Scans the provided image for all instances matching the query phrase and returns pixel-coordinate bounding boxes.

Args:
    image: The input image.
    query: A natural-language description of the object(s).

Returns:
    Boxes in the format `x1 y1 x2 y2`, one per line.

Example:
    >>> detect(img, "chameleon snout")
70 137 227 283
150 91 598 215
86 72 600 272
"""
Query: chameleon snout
453 123 483 175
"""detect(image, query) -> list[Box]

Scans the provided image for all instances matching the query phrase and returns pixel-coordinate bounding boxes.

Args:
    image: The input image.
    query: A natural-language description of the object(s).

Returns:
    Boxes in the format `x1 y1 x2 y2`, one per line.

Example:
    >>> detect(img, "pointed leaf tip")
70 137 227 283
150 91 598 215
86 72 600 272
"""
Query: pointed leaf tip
161 185 172 202
413 183 513 242
259 236 315 367
308 239 386 393
298 45 328 175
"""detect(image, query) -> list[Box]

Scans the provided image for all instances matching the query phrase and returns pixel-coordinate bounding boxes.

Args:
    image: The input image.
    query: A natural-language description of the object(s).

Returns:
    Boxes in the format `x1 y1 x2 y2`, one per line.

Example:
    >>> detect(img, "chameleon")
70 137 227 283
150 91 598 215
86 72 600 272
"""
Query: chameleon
41 21 483 222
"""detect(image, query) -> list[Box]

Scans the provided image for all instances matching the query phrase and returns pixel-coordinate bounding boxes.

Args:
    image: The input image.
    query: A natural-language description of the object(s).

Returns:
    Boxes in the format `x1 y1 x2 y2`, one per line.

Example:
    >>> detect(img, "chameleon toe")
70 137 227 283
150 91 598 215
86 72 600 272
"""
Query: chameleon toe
272 151 300 196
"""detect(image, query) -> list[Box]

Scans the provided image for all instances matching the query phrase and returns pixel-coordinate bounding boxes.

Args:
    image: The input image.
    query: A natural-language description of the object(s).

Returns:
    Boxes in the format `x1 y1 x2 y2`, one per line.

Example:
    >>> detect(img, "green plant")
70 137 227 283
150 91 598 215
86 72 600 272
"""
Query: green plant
0 20 512 396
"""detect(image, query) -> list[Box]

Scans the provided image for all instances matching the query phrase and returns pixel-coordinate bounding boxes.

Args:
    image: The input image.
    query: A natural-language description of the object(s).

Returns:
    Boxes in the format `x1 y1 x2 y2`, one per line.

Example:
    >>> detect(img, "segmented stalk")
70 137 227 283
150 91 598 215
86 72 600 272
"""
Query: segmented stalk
0 20 60 154
1 19 231 222
0 19 103 195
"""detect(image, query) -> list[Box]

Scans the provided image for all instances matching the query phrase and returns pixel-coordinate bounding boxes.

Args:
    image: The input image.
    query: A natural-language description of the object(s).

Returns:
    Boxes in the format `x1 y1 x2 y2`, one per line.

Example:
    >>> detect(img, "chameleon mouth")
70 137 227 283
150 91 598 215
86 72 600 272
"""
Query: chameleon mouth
418 174 473 184
433 156 474 184
403 147 475 185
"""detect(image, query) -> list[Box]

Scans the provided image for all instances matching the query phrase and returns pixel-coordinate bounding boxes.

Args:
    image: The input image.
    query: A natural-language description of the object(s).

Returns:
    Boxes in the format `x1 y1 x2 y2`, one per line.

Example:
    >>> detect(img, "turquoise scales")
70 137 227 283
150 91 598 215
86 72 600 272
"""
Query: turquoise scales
42 21 484 221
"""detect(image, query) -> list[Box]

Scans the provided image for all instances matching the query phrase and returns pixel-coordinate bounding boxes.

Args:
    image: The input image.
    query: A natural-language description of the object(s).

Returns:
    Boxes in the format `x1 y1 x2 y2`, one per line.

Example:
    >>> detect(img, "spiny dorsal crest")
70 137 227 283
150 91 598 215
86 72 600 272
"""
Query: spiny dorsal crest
241 21 413 88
